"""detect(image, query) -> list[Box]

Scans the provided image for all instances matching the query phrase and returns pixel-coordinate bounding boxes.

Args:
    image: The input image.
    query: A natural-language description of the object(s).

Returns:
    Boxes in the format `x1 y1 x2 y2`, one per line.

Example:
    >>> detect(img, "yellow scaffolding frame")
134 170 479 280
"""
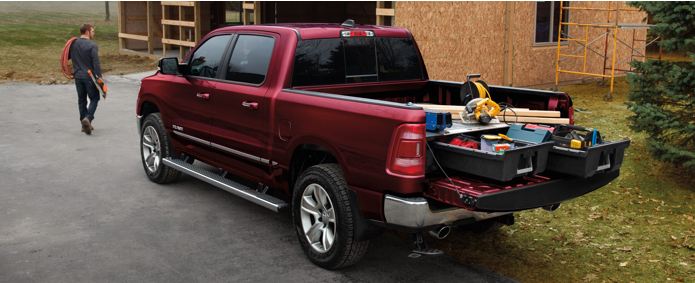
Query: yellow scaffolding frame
553 2 652 101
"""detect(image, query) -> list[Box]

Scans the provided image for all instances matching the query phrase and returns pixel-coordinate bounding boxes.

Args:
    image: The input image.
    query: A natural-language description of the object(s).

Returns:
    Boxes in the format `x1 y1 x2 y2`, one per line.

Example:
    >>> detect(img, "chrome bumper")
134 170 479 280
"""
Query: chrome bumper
383 194 512 228
136 115 143 135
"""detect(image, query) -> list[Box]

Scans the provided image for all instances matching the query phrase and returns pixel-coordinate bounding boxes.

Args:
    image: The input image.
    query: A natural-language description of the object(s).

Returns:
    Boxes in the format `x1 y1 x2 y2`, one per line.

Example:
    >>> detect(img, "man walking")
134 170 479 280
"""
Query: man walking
69 23 102 135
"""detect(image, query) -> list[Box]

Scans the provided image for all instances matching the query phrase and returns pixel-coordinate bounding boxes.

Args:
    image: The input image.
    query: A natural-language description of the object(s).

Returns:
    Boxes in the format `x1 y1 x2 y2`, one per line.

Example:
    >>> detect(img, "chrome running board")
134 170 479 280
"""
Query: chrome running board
162 158 289 212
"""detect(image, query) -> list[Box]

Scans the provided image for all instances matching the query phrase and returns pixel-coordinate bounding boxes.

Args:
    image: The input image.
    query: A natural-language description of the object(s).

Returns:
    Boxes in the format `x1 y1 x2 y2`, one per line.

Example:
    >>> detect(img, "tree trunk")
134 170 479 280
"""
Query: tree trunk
105 1 110 21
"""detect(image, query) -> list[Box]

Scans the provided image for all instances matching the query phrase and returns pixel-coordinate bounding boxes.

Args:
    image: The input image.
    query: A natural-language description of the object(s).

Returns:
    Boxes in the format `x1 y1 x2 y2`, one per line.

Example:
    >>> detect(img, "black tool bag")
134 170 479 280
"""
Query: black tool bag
551 125 602 150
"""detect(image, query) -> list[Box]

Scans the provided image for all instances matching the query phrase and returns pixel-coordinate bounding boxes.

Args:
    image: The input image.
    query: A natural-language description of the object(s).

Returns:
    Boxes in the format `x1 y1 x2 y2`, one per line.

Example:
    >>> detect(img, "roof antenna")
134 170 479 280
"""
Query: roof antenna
341 19 356 28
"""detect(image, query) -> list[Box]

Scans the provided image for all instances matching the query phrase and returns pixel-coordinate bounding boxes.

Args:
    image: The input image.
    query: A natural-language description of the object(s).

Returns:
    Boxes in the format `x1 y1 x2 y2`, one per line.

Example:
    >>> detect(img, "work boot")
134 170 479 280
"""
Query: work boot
81 118 92 135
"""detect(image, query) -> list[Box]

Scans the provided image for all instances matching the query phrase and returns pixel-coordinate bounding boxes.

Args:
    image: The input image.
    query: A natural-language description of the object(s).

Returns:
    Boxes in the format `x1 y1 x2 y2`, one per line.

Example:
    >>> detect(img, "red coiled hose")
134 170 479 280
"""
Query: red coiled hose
61 37 78 79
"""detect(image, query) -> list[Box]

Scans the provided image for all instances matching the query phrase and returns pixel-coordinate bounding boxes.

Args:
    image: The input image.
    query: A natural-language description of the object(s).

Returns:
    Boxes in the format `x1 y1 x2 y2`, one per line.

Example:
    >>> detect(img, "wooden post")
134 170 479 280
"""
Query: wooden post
503 1 515 87
375 2 394 26
147 1 154 55
162 4 168 57
118 1 125 51
179 6 185 59
105 1 110 21
243 2 252 25
253 1 261 24
194 1 202 42
376 1 384 26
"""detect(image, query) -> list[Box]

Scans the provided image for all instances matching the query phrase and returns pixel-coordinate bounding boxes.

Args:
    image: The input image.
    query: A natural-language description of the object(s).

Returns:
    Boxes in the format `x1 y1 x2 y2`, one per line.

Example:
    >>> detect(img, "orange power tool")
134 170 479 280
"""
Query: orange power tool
87 70 107 99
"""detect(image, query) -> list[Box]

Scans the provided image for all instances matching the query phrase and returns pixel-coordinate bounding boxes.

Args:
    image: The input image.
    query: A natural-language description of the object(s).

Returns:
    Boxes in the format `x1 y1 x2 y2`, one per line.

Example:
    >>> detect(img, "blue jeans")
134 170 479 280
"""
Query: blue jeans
75 78 100 122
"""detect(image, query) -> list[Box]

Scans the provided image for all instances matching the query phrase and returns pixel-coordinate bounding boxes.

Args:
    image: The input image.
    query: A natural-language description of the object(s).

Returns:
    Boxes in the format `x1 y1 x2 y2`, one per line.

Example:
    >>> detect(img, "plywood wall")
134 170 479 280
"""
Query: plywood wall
396 1 507 84
395 1 648 87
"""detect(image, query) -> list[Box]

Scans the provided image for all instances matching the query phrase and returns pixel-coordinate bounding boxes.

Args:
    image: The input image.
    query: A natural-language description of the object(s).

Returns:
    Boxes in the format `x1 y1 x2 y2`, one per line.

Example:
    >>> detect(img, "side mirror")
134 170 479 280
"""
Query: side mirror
158 57 179 75
177 63 188 76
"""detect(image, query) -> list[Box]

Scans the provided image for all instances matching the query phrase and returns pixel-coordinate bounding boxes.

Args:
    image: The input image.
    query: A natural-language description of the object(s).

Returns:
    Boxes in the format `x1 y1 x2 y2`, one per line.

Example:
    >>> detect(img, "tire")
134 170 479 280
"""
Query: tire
292 164 369 269
458 217 505 233
140 113 181 184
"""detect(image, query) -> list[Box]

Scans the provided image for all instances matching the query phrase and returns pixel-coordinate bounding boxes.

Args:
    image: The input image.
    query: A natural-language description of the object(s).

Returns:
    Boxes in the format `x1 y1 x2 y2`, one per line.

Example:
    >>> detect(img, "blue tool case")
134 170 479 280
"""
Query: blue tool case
424 108 453 131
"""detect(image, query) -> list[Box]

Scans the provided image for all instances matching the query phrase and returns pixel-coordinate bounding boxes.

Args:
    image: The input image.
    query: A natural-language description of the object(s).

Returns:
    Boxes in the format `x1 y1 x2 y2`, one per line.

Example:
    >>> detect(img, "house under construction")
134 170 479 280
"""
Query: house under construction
117 1 648 87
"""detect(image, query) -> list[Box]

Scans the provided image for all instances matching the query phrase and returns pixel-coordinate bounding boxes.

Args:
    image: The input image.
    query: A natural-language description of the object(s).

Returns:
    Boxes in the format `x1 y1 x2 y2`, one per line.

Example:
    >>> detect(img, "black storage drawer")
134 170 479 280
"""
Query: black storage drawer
430 141 554 182
545 139 631 178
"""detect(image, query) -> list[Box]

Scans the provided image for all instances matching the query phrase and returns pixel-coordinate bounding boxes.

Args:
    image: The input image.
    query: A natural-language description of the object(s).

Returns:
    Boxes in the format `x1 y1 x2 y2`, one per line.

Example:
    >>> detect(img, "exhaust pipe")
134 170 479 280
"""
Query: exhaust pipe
542 203 561 212
429 226 451 239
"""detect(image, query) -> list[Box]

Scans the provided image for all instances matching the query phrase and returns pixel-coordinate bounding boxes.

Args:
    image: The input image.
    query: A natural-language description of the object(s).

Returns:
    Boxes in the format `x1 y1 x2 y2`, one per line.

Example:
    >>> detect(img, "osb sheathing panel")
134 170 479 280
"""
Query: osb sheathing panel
395 1 647 87
511 1 648 86
396 1 507 84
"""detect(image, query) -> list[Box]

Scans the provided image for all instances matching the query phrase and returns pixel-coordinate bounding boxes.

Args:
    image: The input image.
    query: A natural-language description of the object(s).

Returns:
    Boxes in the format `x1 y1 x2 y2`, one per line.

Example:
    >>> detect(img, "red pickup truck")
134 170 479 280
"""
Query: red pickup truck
136 22 629 269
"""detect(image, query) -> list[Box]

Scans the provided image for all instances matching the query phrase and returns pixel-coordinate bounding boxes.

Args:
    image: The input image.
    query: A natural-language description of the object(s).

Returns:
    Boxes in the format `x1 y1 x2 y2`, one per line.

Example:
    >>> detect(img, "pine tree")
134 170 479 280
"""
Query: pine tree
626 1 695 168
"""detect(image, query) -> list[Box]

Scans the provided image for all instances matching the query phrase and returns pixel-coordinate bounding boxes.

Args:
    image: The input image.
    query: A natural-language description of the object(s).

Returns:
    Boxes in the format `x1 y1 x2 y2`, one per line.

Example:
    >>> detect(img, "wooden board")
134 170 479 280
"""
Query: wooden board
498 116 569 124
499 109 561 117
415 104 559 117
415 103 530 111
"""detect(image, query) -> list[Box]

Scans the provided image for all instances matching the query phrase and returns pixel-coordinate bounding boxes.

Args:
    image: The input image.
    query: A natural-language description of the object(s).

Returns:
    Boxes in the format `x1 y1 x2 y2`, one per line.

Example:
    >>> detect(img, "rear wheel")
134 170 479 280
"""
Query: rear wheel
292 164 368 269
140 113 181 184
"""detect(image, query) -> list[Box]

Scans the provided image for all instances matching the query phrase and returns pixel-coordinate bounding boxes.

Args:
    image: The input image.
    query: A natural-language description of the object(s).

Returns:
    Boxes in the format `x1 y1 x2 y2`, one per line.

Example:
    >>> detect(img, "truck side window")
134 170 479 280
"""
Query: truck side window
226 35 275 84
185 35 231 79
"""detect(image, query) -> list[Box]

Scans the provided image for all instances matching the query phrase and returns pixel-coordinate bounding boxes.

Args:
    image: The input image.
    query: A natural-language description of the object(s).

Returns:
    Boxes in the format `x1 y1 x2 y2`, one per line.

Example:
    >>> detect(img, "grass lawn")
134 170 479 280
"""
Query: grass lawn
0 1 157 84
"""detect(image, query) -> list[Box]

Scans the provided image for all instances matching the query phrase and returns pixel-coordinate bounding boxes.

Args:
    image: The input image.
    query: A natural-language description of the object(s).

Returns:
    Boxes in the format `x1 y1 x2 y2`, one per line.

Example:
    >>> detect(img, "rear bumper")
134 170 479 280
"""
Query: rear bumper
383 194 511 229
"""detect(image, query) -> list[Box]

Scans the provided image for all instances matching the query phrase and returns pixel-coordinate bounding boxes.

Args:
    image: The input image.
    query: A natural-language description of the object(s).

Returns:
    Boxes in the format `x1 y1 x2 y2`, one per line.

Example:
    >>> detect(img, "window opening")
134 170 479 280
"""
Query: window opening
535 1 569 46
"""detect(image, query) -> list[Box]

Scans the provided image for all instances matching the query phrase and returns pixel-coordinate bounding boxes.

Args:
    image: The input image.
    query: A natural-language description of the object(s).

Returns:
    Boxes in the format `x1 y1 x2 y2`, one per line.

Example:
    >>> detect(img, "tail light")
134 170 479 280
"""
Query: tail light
387 124 426 176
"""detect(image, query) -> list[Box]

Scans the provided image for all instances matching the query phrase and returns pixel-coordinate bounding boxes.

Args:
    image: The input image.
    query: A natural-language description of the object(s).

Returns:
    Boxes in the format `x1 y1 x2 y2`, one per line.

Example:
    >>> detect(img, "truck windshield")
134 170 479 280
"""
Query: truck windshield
292 37 423 87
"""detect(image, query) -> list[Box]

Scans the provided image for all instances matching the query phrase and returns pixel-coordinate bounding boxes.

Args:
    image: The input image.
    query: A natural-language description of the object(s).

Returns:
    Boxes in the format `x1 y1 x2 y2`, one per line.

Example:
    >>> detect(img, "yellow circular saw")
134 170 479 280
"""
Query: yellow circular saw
465 97 501 125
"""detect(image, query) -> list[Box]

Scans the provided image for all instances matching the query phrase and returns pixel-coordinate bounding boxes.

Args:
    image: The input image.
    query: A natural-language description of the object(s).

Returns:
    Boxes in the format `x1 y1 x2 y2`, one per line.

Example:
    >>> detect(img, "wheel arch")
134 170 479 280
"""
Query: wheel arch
283 135 353 194
139 98 160 120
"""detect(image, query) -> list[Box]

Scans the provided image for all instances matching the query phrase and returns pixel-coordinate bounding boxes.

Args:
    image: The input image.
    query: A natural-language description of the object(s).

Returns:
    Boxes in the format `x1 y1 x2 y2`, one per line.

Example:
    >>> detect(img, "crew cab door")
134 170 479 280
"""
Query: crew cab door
167 34 233 161
210 33 278 179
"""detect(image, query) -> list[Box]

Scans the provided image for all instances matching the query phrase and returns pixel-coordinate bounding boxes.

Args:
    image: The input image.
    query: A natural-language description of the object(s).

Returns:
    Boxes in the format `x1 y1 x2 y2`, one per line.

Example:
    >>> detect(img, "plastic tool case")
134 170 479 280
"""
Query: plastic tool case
545 139 631 178
430 139 554 182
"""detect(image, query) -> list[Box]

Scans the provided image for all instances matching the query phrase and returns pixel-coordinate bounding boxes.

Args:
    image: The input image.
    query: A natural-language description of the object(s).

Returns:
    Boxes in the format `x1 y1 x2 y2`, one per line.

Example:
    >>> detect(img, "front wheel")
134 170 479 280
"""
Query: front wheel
140 113 181 184
292 164 368 269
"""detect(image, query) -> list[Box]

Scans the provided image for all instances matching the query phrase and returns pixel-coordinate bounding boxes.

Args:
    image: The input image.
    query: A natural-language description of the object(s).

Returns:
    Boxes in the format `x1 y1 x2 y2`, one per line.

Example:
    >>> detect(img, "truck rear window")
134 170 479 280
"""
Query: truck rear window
291 37 423 87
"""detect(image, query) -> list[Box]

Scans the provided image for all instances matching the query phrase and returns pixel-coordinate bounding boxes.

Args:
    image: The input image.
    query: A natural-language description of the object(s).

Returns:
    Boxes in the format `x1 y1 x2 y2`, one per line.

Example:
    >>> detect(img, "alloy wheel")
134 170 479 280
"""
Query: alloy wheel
300 183 336 253
141 125 161 173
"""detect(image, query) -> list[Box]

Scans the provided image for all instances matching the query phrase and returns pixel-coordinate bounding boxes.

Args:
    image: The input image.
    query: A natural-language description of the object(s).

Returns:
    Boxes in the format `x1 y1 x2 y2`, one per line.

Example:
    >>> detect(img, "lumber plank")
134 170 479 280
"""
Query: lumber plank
162 1 194 7
499 109 561 117
415 104 559 117
498 116 569 124
162 19 196 27
415 103 531 111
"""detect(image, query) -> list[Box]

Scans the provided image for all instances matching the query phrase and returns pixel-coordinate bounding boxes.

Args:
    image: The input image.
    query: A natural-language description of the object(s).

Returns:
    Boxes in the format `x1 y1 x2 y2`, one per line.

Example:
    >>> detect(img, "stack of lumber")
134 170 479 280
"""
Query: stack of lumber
414 104 570 125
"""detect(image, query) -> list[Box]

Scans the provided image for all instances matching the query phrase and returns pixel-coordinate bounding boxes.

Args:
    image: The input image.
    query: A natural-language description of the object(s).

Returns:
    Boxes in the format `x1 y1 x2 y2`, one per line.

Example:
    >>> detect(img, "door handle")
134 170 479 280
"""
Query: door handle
242 101 258 110
196 92 210 100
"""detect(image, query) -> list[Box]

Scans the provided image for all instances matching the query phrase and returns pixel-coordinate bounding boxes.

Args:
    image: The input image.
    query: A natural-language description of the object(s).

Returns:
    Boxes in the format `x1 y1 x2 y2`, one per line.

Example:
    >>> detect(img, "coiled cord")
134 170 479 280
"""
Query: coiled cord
61 37 78 79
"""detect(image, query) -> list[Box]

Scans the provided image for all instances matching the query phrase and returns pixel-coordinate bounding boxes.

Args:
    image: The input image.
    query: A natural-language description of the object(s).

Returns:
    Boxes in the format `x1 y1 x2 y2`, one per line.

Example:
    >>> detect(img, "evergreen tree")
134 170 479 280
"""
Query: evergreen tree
626 1 695 168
